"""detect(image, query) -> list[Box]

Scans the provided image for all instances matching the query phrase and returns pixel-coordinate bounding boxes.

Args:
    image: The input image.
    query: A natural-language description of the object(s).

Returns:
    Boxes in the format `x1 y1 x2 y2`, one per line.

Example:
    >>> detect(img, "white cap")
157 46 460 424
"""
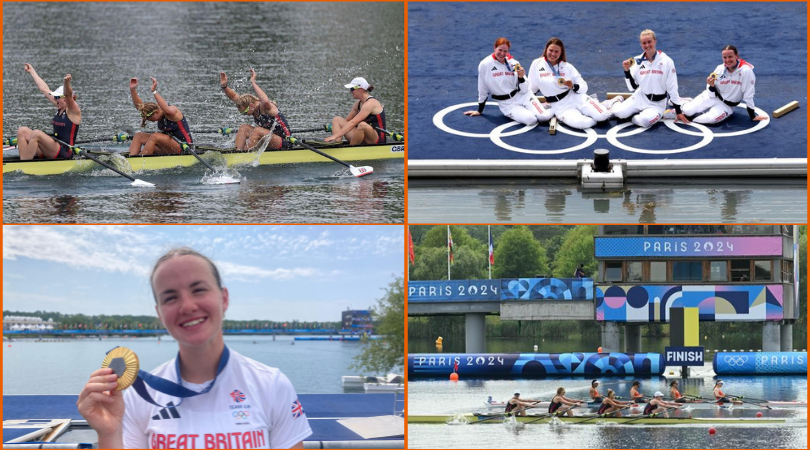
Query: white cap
654 391 664 397
50 86 64 97
344 77 370 90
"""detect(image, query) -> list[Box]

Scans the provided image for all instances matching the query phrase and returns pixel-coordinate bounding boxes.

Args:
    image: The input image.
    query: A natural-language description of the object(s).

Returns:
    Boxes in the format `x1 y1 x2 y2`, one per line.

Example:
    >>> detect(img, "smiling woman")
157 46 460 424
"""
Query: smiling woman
77 247 312 449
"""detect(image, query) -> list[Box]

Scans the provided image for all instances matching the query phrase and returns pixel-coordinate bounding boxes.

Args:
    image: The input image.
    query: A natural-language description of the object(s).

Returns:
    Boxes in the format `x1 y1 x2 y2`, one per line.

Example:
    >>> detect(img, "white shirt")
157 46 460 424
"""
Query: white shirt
625 50 683 105
476 53 526 103
710 59 756 109
528 57 588 98
122 349 312 449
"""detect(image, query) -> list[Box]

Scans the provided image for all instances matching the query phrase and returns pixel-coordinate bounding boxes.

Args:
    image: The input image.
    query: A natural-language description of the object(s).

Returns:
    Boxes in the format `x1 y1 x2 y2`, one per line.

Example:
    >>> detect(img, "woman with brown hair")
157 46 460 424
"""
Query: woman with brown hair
128 77 193 156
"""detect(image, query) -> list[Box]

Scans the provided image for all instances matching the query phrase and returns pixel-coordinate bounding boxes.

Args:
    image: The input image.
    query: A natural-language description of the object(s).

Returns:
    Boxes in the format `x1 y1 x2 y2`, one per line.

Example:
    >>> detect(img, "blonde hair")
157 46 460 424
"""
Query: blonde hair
556 387 565 395
139 102 160 127
150 247 223 303
235 94 259 112
639 29 657 41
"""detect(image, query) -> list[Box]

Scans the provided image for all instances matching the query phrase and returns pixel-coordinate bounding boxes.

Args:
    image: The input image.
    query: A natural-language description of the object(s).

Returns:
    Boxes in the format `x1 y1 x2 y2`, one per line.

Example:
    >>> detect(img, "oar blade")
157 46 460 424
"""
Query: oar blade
349 165 374 177
130 179 156 188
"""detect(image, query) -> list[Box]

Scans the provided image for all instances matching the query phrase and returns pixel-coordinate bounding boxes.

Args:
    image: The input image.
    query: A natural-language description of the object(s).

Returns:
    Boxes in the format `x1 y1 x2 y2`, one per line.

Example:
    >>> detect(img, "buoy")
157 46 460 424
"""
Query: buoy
756 412 763 418
708 427 716 435
597 347 603 353
533 345 538 352
450 372 459 381
436 336 444 345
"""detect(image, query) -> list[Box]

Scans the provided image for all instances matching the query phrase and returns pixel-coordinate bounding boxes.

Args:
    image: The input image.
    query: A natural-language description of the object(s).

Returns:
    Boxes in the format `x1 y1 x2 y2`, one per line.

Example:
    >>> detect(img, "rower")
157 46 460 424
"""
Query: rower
713 380 740 404
548 387 582 417
219 69 292 151
596 389 633 417
643 392 682 417
128 77 193 156
669 379 687 403
589 379 603 403
16 64 81 161
325 77 387 145
629 380 647 403
505 392 538 417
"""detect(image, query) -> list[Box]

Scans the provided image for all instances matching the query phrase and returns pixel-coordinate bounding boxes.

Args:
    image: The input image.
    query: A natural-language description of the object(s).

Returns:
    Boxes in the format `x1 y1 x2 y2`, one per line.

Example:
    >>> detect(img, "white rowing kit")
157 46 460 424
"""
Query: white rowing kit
475 53 552 125
683 59 758 124
612 50 684 128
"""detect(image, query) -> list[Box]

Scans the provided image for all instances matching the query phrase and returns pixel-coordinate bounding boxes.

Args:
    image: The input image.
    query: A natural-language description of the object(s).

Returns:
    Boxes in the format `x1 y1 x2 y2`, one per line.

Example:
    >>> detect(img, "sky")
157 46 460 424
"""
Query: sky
2 225 404 322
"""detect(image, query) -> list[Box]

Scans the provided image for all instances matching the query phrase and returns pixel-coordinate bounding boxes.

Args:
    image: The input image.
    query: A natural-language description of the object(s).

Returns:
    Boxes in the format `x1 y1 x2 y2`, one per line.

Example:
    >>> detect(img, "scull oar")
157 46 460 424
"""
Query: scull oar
285 136 373 177
374 126 404 141
725 394 771 410
49 137 155 188
525 403 581 424
619 405 683 425
570 403 635 425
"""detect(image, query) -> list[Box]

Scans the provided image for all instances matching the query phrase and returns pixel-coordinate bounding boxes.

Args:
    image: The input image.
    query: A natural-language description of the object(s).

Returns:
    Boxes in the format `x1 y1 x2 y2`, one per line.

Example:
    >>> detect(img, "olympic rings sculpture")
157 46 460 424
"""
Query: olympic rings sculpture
723 355 749 367
433 101 770 156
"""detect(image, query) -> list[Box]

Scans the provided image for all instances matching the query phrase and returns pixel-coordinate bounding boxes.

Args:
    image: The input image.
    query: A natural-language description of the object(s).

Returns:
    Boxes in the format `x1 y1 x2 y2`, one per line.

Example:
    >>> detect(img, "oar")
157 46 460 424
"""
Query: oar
471 404 539 425
4 137 18 146
292 125 330 134
163 133 218 172
619 405 682 425
570 403 635 425
285 136 373 177
76 134 133 145
374 126 404 141
50 136 155 188
192 128 235 135
725 394 772 409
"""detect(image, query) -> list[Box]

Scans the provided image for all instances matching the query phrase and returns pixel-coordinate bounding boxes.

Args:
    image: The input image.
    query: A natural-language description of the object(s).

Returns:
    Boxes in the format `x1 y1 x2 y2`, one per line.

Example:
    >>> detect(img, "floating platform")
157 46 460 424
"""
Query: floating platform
3 394 404 449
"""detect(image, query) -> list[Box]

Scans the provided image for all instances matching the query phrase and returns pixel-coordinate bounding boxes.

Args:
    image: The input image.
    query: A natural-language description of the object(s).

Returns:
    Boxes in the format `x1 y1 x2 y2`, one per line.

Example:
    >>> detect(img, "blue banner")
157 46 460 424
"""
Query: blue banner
501 278 593 300
713 352 807 375
408 280 500 302
595 236 782 258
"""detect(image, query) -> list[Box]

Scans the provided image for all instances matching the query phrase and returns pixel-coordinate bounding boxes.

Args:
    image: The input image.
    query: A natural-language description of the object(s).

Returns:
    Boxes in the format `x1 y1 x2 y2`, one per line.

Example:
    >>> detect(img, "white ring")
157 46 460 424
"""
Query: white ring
666 105 770 138
490 121 597 155
607 121 714 154
433 102 535 138
557 121 648 139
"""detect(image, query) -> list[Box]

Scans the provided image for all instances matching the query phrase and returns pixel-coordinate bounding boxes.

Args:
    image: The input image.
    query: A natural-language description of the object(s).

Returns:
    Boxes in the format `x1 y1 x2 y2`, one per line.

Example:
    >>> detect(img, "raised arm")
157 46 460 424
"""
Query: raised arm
219 72 240 103
129 78 144 110
63 74 82 124
24 63 57 107
250 68 278 116
150 77 181 121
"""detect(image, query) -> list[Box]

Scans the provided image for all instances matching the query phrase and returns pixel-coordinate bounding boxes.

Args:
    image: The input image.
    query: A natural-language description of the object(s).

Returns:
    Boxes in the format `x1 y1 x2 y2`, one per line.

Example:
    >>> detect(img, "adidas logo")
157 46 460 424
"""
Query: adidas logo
539 67 545 71
640 64 646 69
151 402 181 420
491 67 497 71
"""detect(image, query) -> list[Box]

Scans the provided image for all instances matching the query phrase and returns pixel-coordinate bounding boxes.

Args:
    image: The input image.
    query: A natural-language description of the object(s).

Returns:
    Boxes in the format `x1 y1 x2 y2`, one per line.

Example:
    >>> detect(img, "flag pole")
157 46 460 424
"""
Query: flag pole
488 225 492 280
447 225 451 280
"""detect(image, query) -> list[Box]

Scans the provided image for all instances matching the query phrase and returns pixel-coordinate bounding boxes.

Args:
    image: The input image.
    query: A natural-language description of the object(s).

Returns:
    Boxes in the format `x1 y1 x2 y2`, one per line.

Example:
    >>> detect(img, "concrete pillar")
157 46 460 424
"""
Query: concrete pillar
762 322 780 351
465 313 487 353
780 321 794 351
601 322 621 353
624 324 642 353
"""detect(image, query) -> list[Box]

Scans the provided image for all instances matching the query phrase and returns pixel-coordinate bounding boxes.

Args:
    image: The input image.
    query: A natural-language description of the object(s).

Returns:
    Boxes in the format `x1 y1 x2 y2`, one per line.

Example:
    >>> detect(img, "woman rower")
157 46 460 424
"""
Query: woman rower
713 380 740 404
669 379 687 403
629 380 646 403
128 77 193 156
588 379 603 403
643 392 682 417
505 392 538 417
325 77 387 145
596 389 633 417
611 29 689 127
464 37 553 126
527 37 622 130
219 69 292 150
77 247 312 448
548 387 582 417
16 65 81 160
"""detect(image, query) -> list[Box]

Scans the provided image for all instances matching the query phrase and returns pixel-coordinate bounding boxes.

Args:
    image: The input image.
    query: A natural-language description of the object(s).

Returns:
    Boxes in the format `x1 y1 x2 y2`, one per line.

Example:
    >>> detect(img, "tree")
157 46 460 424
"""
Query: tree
350 275 404 374
410 247 450 280
552 225 598 278
492 226 548 278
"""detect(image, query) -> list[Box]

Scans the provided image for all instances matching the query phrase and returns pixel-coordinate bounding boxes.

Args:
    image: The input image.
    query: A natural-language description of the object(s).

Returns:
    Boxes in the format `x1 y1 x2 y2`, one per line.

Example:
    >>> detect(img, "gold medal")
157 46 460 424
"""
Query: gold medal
626 58 635 67
557 77 566 87
101 347 140 391
709 72 718 81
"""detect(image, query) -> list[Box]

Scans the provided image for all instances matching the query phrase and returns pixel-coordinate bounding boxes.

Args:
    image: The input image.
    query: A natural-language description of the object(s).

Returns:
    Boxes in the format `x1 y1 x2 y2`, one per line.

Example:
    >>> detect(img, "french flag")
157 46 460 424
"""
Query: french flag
488 228 494 266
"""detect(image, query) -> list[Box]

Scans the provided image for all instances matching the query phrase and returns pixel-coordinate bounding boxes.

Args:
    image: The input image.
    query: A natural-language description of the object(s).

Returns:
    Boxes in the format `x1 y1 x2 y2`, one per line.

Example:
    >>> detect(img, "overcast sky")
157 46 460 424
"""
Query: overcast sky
3 225 404 322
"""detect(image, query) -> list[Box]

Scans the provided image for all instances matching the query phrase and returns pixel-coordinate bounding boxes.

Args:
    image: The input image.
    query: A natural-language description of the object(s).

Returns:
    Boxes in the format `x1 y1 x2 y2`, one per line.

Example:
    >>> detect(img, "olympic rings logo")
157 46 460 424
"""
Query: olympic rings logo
723 355 749 367
233 411 251 419
433 101 770 155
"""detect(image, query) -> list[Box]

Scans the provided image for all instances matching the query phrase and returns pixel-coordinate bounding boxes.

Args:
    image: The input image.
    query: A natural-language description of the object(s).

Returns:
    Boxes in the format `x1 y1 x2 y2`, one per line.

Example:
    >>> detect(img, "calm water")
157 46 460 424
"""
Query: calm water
2 2 404 223
407 179 808 224
3 335 371 395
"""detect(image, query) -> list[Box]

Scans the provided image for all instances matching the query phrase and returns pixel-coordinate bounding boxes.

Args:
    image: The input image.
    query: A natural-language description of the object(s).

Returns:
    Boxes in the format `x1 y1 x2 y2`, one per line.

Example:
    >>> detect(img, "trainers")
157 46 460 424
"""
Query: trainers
662 109 676 120
605 95 624 109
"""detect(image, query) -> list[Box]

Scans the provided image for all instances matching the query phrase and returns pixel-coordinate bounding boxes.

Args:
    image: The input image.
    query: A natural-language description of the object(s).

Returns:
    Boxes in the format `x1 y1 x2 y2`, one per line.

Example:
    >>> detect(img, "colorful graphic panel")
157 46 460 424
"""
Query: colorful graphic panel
595 236 783 258
595 285 783 322
501 278 593 300
713 352 807 375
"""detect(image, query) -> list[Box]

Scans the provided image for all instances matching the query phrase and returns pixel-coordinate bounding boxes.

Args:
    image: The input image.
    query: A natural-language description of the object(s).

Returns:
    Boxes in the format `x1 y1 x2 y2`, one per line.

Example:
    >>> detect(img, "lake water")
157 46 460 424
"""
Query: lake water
2 2 404 224
3 335 372 395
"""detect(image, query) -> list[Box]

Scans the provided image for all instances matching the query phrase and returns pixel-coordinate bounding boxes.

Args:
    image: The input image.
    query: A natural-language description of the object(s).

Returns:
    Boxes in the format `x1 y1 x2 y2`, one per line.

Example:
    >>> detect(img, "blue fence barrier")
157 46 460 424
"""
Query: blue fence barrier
713 352 807 375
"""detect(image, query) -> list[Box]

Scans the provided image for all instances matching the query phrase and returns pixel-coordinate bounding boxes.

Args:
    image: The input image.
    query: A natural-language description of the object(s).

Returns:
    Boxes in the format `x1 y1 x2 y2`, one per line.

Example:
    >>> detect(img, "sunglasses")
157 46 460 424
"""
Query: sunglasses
142 109 157 118
349 86 362 92
53 95 64 100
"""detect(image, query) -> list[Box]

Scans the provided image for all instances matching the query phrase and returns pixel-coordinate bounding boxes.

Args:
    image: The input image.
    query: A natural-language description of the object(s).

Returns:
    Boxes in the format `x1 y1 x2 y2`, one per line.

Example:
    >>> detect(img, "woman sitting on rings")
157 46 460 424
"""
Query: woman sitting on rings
464 37 553 126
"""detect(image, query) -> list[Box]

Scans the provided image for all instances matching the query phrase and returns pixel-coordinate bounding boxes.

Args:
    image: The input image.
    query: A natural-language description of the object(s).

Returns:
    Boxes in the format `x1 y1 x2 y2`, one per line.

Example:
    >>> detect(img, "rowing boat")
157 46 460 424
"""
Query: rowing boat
408 413 789 425
484 399 807 410
2 141 404 176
